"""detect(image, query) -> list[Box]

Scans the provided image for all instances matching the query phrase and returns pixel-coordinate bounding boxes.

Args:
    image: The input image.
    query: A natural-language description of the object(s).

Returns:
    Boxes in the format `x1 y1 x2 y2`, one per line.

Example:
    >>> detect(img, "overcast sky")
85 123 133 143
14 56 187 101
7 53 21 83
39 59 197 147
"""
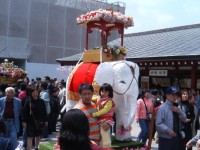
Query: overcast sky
109 0 200 33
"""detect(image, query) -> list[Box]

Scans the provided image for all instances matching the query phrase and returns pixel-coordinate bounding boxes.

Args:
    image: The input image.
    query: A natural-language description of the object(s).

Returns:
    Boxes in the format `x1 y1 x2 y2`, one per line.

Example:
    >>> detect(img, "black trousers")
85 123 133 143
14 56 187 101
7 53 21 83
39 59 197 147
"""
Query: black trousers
159 136 179 150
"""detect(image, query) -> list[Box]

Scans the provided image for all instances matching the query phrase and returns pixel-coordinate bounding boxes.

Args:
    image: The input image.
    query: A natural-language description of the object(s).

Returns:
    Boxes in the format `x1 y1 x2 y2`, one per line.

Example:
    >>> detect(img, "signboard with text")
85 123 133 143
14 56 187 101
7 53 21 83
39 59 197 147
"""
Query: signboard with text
149 70 168 76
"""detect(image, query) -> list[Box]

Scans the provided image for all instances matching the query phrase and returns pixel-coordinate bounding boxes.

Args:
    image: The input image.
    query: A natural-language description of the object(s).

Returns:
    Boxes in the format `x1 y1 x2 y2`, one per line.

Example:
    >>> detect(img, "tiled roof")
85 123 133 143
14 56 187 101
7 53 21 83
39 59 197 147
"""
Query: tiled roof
56 23 200 64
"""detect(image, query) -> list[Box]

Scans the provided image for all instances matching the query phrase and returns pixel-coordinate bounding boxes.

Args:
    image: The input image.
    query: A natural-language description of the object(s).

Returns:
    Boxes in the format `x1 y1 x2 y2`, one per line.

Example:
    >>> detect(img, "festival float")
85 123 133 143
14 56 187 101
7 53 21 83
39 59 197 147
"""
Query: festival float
77 8 132 62
65 9 143 149
0 59 27 84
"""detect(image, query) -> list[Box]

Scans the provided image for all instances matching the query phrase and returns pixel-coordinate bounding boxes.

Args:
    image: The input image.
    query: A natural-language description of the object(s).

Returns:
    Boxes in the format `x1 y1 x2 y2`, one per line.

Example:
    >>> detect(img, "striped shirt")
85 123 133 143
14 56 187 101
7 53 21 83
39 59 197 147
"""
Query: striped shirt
74 100 101 143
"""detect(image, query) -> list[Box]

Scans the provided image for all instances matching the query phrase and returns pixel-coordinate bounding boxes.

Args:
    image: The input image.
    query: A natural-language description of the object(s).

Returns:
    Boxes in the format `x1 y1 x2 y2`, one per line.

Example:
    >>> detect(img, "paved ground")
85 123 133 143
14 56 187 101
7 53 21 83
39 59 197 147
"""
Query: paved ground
16 121 198 150
131 121 198 150
131 121 158 150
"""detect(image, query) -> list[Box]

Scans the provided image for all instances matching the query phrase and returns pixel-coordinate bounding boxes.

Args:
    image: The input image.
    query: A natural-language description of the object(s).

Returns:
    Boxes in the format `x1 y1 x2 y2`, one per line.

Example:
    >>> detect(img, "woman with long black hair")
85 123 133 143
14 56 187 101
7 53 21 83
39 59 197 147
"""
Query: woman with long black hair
179 89 195 150
23 88 48 150
55 109 112 150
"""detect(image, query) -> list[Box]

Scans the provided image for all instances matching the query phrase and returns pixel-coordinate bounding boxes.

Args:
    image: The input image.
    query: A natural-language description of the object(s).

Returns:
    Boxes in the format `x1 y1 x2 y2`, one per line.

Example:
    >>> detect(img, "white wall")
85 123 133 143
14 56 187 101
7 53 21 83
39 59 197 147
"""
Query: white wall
26 62 67 81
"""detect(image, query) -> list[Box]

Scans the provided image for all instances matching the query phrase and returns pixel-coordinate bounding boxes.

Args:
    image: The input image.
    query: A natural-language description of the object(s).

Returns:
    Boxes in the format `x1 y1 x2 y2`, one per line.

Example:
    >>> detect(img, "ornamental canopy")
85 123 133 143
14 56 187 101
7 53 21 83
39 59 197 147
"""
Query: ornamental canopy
77 9 133 49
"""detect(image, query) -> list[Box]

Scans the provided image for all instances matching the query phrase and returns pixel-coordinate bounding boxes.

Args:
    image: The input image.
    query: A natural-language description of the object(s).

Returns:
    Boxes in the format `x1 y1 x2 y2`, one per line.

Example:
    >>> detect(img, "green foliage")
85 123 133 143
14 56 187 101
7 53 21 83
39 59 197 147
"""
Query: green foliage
40 141 56 150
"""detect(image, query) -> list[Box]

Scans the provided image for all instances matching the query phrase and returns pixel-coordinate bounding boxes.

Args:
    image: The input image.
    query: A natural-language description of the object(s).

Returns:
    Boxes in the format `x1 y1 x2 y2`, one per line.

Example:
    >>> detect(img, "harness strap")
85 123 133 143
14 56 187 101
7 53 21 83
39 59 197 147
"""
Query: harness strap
112 61 139 95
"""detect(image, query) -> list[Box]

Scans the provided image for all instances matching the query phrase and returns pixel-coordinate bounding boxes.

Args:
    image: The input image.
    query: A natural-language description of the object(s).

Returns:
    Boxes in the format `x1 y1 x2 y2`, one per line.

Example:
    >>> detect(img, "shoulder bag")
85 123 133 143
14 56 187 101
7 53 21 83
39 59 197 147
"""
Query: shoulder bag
142 99 152 120
30 101 45 131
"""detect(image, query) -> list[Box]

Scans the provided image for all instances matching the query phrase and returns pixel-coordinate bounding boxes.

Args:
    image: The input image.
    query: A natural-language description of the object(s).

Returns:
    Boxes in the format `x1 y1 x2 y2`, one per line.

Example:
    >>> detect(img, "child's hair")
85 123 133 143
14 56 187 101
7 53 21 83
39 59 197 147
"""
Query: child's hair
78 83 94 94
99 83 113 98
0 116 6 134
59 109 91 150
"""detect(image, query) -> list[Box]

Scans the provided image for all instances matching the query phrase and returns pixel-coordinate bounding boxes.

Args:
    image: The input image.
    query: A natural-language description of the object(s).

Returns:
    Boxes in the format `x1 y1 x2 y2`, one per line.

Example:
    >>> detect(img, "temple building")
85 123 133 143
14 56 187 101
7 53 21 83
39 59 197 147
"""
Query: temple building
57 23 200 90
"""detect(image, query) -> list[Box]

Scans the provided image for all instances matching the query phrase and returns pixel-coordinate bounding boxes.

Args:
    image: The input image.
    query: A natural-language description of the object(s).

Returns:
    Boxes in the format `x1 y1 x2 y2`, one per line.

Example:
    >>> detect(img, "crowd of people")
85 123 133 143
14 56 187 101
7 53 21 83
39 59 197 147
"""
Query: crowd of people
135 86 200 150
1 75 200 150
0 77 115 150
0 76 66 150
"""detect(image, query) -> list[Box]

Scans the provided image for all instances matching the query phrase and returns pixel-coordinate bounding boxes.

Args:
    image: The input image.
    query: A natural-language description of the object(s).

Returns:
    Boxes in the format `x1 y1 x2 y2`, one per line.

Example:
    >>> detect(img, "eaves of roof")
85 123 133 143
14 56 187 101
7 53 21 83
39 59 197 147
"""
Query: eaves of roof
56 23 200 65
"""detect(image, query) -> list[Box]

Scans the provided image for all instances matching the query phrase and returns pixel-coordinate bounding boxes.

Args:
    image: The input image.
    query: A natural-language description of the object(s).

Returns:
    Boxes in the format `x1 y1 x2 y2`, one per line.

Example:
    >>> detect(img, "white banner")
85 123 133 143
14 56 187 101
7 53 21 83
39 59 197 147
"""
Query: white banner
149 70 168 76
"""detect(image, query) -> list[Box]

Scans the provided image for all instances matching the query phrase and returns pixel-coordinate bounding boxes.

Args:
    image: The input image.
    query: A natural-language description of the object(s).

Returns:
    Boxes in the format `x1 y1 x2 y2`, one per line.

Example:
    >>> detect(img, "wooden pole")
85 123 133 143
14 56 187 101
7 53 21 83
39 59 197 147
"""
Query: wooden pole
86 26 89 50
121 26 124 46
147 108 156 150
190 63 197 89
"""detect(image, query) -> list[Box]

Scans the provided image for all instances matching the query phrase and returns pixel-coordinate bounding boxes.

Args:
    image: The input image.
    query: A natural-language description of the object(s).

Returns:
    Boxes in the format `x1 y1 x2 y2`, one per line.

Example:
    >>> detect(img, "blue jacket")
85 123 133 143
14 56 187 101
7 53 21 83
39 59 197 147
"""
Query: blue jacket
0 97 21 132
0 135 14 150
156 100 186 139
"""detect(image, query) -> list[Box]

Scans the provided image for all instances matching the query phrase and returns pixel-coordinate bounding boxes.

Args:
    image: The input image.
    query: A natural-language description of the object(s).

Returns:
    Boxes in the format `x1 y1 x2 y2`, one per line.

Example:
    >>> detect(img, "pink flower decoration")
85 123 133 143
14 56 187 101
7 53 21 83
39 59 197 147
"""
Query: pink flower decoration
117 125 131 136
77 9 134 27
